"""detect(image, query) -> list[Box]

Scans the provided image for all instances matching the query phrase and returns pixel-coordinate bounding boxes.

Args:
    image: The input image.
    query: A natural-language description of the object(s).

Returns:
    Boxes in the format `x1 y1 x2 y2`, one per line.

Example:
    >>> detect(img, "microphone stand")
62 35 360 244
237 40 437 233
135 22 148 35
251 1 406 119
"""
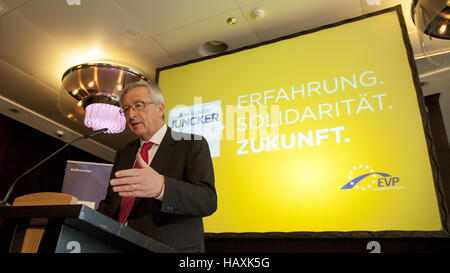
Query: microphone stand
0 128 108 206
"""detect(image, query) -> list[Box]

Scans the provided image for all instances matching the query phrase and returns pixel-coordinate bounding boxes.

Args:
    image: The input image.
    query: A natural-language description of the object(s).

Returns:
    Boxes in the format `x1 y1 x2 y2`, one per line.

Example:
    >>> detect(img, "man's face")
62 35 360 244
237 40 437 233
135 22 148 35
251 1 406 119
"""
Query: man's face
122 86 165 141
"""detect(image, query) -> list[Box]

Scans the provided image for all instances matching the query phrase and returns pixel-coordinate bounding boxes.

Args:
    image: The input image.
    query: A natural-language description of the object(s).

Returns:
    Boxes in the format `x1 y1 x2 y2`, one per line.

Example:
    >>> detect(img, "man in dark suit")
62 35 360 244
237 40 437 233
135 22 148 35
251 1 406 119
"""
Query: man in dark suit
97 81 217 252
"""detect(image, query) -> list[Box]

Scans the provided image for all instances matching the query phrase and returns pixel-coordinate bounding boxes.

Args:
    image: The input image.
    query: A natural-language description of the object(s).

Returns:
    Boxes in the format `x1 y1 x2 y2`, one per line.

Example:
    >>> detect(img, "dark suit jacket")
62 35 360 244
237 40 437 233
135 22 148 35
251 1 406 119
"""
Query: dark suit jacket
97 127 217 252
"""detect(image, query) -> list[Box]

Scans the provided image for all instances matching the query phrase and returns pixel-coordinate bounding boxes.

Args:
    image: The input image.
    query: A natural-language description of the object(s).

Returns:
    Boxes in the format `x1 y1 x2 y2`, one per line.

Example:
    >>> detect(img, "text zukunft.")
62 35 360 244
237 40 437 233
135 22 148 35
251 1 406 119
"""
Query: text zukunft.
236 126 348 155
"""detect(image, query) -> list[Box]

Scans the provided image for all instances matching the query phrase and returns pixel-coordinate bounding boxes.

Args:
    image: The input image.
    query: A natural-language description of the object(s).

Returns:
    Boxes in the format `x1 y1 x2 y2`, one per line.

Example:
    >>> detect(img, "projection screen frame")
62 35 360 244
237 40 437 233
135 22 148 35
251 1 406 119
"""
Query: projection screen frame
156 5 449 239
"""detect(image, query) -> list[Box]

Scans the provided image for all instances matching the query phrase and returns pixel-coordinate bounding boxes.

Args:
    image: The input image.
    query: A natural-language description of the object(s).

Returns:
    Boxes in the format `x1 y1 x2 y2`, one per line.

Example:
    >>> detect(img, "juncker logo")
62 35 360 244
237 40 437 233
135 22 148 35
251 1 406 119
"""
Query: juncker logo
340 164 405 191
168 100 224 158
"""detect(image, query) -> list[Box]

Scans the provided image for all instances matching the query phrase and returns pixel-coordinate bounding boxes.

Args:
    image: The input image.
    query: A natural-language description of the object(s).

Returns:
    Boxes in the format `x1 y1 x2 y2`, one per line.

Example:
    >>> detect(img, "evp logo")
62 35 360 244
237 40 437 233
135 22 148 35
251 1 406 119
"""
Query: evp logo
341 164 405 191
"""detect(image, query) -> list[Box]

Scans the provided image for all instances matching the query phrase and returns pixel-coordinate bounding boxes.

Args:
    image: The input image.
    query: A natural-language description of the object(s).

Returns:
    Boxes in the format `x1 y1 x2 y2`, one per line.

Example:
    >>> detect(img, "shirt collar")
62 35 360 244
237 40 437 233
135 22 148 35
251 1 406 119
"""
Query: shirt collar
140 124 167 147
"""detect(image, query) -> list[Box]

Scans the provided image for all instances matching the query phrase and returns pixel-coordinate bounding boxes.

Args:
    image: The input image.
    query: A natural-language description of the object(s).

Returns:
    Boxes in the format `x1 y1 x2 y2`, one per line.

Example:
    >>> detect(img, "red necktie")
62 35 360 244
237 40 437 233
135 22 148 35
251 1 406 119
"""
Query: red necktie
117 142 153 224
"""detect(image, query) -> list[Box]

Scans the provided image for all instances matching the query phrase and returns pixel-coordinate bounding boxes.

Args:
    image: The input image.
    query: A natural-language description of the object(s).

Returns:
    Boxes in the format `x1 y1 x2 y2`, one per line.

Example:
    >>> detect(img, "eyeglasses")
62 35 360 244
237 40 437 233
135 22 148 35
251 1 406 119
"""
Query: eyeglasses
119 101 156 115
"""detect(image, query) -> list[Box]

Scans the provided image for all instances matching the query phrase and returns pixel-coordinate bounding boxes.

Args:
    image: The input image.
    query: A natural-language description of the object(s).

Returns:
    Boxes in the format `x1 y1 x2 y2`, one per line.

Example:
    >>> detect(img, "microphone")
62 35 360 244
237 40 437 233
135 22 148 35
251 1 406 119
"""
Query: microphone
0 128 109 206
85 128 108 138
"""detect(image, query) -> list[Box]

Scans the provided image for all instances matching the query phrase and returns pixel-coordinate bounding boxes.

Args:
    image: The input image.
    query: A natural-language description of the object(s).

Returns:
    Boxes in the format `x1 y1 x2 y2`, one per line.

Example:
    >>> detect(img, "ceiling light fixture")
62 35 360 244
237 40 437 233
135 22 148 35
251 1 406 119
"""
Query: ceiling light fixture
251 8 266 21
411 0 450 40
226 17 238 25
125 27 143 39
198 41 229 56
61 62 150 134
66 0 81 6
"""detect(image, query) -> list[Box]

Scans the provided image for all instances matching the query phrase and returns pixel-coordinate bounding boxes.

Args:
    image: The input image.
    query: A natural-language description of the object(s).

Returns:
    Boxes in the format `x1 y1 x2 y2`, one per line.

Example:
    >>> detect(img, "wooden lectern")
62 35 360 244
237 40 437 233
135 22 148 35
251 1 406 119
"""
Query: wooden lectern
0 192 176 253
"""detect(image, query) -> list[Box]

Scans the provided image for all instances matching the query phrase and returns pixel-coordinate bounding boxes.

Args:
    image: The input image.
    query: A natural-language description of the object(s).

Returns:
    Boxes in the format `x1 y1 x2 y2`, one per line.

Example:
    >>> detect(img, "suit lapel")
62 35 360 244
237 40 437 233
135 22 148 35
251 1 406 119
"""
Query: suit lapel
149 127 176 173
122 140 140 170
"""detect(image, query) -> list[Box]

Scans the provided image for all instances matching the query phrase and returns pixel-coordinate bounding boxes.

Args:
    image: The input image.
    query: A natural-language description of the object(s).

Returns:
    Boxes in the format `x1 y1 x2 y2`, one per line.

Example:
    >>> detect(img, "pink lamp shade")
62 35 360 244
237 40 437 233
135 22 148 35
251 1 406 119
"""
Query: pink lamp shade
61 62 150 134
84 103 126 134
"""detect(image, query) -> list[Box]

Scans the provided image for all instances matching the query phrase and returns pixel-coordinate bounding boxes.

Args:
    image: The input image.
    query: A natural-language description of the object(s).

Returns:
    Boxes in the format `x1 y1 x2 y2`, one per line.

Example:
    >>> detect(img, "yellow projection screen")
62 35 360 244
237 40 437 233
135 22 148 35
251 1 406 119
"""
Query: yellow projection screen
156 6 447 234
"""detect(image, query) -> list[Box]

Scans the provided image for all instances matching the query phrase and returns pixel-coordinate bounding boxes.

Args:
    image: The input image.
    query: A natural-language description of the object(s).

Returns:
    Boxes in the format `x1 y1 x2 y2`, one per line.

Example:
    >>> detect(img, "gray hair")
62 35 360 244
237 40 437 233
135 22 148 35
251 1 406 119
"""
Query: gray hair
120 81 165 120
120 81 165 106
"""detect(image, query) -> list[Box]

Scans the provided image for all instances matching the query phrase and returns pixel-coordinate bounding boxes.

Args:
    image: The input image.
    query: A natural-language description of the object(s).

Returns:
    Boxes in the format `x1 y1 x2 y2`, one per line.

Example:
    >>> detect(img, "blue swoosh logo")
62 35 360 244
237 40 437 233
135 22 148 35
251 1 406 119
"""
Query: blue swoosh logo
341 172 391 189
